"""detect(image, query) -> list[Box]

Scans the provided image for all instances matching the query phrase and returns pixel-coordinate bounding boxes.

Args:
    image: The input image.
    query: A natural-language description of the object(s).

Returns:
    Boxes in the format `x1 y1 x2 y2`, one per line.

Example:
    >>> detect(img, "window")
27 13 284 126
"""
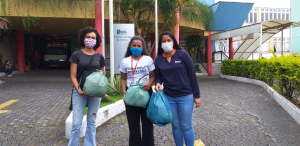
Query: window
274 37 290 52
254 12 257 23
274 9 277 19
286 13 289 21
265 9 269 21
261 12 264 21
270 9 273 20
245 8 258 23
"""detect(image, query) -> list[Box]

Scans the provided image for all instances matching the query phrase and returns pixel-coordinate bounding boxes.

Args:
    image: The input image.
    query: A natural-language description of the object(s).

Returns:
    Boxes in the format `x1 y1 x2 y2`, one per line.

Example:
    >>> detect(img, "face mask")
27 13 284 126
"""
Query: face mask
161 42 173 53
130 47 143 57
84 38 97 49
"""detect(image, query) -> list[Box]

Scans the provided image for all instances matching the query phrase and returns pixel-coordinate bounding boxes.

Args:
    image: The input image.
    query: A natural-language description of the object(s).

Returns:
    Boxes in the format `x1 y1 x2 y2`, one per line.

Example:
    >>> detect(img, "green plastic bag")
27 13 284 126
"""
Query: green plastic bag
83 70 108 97
125 74 150 108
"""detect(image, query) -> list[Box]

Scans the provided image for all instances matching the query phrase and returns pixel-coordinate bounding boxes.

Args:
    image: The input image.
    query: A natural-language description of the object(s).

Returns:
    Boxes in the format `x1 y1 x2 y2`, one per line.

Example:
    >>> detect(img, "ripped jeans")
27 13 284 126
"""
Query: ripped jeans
68 89 102 146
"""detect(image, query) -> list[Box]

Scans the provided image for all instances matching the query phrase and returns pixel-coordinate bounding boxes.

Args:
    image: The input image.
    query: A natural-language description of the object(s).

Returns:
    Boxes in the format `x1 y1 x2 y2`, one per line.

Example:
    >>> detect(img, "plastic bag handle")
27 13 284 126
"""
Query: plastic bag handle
137 74 149 84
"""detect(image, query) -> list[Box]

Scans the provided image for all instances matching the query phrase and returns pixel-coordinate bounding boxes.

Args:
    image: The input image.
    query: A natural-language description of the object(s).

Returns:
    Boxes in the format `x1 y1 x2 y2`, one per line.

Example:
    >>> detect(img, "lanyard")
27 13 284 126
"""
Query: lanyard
131 56 142 82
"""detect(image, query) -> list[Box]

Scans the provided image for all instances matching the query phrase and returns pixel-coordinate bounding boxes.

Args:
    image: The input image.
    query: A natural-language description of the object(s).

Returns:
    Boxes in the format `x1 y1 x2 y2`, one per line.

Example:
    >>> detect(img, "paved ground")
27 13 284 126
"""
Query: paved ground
0 70 300 146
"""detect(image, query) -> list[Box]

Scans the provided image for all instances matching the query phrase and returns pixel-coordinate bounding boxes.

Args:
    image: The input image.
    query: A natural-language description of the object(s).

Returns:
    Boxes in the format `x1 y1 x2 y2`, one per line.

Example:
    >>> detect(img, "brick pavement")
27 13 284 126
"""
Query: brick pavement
0 70 300 146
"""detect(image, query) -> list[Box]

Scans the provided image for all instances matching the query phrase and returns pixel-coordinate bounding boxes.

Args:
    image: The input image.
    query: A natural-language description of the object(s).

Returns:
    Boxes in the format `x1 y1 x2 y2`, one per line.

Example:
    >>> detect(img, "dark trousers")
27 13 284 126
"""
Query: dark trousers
3 69 13 75
125 88 154 146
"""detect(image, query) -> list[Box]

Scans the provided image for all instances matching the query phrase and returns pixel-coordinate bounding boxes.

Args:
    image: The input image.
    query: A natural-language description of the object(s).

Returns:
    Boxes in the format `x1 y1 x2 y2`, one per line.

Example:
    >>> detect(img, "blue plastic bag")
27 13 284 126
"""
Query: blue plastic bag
146 90 172 127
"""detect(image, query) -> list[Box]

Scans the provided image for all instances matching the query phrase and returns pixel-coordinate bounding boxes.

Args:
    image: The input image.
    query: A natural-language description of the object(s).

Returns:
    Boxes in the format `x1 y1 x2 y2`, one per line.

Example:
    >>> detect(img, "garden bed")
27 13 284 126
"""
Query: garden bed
83 93 123 115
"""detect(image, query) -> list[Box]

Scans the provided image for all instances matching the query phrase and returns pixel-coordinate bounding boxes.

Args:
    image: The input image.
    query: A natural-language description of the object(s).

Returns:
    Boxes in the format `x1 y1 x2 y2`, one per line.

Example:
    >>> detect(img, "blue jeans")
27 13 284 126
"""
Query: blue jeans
68 89 102 146
35 60 39 69
3 69 13 75
167 94 195 146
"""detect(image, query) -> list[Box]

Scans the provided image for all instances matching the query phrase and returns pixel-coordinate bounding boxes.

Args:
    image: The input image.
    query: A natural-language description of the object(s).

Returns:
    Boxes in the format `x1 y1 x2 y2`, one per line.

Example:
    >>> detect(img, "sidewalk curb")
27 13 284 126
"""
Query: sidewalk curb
65 99 126 139
196 73 208 76
220 74 300 125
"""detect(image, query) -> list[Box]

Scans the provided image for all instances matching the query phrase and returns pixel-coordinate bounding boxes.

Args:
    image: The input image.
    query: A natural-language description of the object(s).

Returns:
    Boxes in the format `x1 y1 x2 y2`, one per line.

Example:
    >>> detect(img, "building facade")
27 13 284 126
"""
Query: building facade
212 0 294 59
291 0 300 54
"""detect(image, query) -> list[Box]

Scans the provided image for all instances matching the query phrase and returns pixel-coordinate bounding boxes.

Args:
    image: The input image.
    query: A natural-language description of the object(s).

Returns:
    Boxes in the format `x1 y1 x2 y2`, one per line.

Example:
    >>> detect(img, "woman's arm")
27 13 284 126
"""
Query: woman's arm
183 52 200 99
120 72 127 100
143 71 155 91
5 65 9 70
70 63 90 97
99 67 105 74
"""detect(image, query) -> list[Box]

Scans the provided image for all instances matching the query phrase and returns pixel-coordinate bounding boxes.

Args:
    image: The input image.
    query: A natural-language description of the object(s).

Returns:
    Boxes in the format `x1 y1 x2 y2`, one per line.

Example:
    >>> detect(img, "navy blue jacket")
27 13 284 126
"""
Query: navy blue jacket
155 50 200 98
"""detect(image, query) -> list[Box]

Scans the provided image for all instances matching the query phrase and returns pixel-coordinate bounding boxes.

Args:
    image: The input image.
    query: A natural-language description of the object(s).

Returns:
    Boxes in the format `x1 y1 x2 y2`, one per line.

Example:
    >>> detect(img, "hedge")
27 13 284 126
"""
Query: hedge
221 55 300 100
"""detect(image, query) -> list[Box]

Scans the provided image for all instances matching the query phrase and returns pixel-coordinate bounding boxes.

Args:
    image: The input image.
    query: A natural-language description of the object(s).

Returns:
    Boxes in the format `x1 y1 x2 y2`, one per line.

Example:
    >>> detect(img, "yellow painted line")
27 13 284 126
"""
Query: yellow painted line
0 110 12 114
0 100 18 109
0 100 18 114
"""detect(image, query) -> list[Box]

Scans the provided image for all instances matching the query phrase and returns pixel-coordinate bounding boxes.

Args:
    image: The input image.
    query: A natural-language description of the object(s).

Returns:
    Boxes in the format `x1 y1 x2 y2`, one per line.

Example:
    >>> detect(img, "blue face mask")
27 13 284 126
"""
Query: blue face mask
130 47 143 57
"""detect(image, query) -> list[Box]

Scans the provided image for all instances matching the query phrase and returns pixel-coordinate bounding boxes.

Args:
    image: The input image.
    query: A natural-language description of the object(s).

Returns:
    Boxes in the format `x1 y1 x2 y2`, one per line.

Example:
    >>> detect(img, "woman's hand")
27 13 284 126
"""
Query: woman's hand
77 88 93 98
194 98 201 108
155 83 162 92
123 92 126 101
142 84 151 91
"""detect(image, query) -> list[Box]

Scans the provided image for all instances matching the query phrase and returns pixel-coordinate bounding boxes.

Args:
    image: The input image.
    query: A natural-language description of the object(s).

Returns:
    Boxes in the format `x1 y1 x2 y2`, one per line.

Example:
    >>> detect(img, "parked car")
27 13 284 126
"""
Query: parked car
43 43 68 68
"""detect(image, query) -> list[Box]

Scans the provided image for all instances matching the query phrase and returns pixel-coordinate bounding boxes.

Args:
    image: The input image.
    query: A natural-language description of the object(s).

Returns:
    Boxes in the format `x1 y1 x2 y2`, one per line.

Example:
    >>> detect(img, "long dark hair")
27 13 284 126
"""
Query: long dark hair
124 36 149 58
157 31 182 56
5 60 9 65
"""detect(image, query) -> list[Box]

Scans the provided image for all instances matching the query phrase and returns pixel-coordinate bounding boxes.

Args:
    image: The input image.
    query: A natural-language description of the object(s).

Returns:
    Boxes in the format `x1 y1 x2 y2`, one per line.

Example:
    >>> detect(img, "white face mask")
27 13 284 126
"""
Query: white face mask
161 42 173 53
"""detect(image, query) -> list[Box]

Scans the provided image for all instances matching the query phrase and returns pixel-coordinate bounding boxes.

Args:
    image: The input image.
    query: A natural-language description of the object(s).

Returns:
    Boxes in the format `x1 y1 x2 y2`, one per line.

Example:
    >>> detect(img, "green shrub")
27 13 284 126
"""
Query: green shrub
194 64 202 73
108 74 123 95
221 54 300 99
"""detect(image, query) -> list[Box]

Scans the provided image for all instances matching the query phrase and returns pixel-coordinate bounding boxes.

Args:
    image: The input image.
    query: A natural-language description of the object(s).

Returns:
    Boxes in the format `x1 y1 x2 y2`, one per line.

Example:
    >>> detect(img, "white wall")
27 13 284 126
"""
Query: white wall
215 0 290 8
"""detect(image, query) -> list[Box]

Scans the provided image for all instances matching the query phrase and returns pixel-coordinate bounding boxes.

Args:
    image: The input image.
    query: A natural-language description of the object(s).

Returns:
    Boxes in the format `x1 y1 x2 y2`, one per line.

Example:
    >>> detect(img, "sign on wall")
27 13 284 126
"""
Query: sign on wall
113 24 135 74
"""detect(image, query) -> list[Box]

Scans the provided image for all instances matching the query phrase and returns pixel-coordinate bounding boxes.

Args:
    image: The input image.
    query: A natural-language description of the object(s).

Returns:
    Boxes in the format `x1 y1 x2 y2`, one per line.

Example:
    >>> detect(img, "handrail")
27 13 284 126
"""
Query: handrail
213 51 229 62
196 52 207 71
195 61 207 72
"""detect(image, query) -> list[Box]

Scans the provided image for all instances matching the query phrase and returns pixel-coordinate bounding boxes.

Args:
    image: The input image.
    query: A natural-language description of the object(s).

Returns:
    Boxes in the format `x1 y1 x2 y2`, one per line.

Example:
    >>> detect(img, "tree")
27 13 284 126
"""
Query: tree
114 0 155 36
115 0 213 37
0 17 9 35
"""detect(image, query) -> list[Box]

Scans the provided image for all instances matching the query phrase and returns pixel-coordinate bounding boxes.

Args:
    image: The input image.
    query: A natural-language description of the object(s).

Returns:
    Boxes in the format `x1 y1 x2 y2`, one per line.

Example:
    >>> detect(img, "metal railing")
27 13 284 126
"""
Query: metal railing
213 51 229 63
196 53 207 71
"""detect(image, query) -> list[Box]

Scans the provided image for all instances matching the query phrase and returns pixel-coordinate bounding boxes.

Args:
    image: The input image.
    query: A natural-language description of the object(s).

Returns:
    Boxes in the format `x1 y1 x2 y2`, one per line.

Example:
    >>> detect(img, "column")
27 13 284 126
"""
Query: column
151 33 156 60
229 38 233 59
95 0 103 54
174 8 180 43
207 32 212 76
17 31 24 73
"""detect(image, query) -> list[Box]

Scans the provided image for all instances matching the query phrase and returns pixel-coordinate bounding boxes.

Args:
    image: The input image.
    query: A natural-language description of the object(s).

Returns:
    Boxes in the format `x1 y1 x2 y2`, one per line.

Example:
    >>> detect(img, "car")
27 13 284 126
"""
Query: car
43 43 68 69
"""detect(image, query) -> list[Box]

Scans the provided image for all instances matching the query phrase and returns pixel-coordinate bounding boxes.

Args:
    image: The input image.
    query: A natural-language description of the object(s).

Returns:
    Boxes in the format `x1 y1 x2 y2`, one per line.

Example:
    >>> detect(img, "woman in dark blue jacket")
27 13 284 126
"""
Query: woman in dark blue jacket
154 31 201 146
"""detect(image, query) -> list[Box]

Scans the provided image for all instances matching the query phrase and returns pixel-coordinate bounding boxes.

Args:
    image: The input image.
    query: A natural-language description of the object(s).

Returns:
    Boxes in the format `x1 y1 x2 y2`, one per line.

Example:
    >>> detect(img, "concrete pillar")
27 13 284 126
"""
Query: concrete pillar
207 32 212 76
95 0 103 54
174 8 180 43
229 38 233 59
151 33 156 60
17 31 24 73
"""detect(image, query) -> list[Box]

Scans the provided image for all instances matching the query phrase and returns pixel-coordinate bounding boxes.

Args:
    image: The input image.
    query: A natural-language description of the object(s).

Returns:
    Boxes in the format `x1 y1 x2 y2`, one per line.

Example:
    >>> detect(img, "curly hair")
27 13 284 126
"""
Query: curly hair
157 31 182 55
78 26 101 50
124 36 149 58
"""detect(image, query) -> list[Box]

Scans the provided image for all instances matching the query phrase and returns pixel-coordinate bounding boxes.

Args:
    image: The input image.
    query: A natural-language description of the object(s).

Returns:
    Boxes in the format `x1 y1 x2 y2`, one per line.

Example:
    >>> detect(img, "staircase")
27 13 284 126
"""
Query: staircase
199 64 207 73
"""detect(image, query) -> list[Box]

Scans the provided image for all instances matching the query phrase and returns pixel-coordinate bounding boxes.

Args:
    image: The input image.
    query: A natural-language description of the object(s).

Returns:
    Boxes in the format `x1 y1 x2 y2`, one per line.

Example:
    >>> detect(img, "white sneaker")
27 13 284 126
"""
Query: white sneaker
8 75 12 77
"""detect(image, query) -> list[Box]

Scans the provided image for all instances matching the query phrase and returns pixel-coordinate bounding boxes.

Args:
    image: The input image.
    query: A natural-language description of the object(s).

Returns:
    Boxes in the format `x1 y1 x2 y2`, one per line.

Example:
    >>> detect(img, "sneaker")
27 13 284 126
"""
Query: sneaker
8 75 12 77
